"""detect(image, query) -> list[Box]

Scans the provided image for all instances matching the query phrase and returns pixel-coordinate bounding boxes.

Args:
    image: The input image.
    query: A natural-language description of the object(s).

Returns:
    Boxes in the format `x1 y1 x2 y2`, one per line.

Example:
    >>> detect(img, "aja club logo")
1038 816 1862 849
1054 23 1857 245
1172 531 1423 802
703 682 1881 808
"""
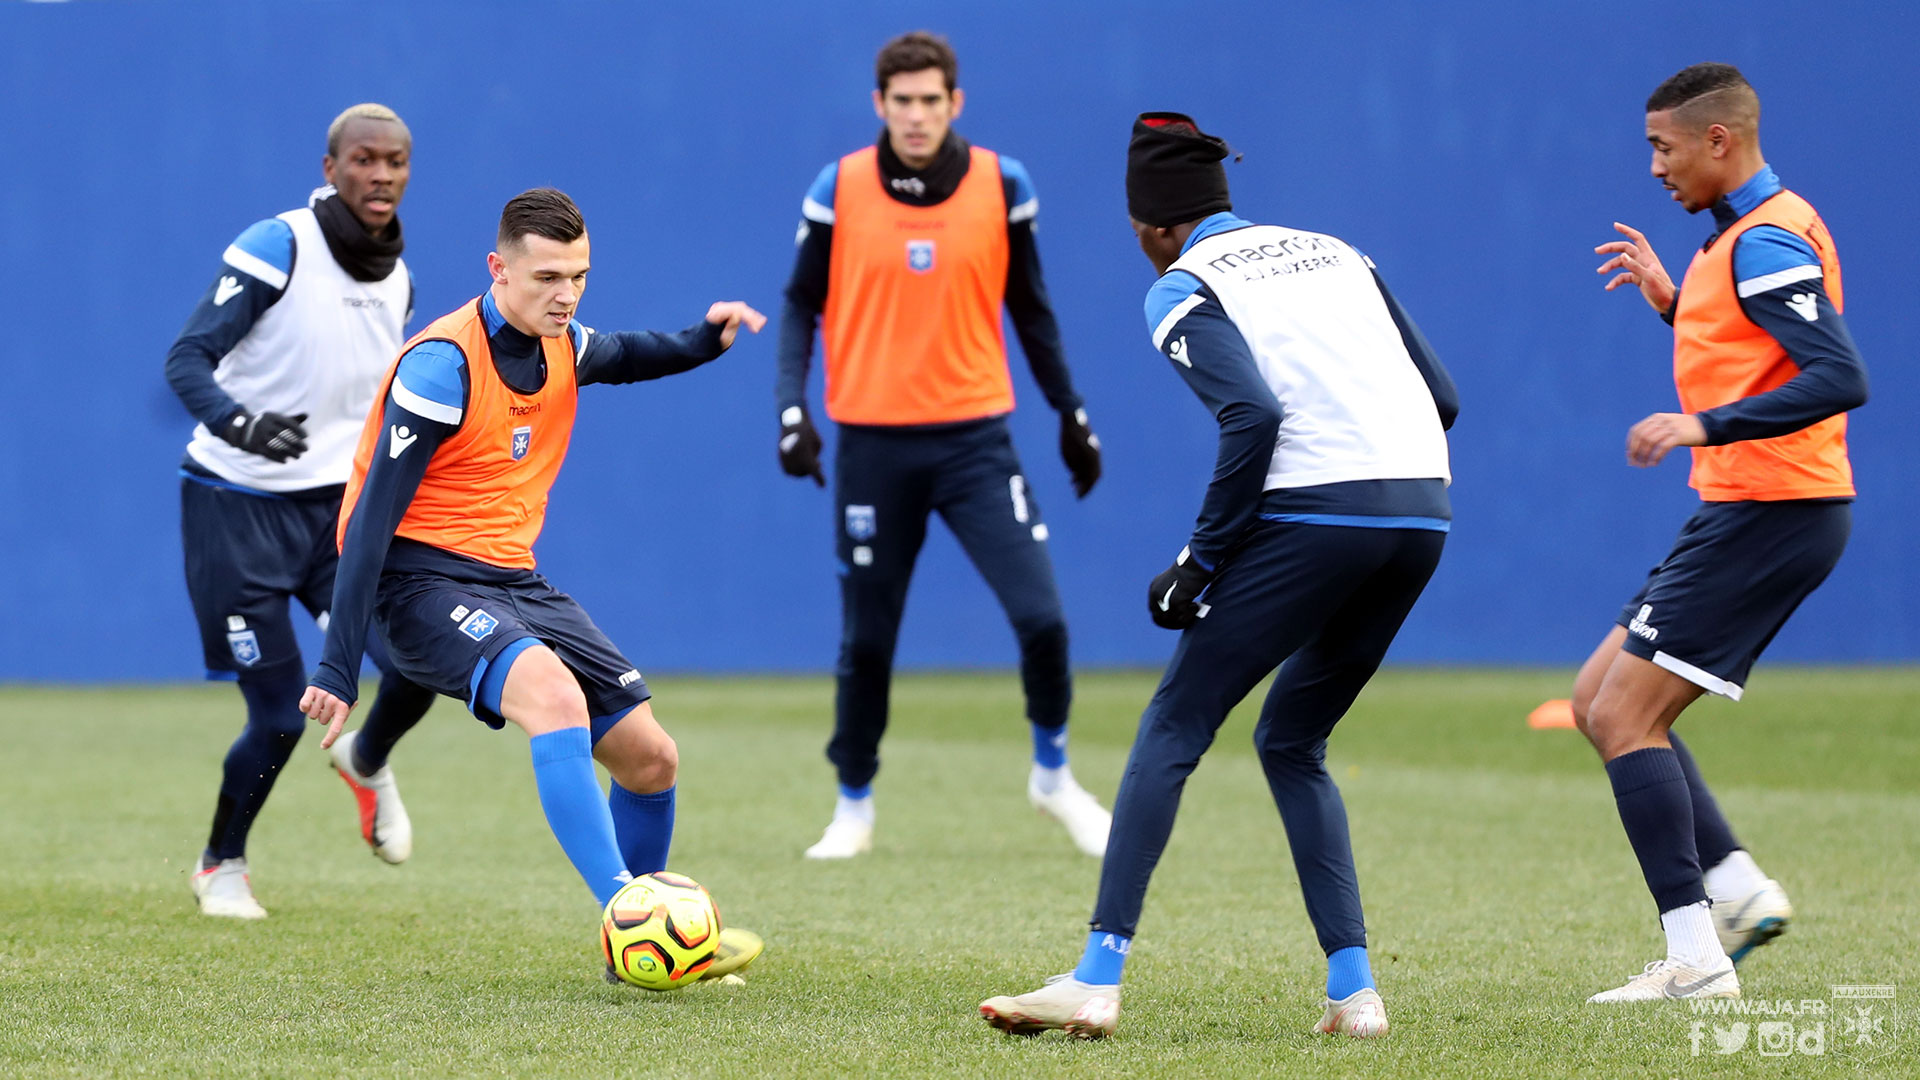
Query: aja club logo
906 239 935 273
511 426 532 461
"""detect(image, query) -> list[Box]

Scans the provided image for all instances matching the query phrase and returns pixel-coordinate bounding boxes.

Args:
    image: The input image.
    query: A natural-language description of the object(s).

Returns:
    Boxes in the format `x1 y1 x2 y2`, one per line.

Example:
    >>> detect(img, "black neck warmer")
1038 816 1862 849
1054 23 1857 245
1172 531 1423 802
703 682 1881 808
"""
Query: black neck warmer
876 128 972 207
1126 112 1235 227
311 190 405 282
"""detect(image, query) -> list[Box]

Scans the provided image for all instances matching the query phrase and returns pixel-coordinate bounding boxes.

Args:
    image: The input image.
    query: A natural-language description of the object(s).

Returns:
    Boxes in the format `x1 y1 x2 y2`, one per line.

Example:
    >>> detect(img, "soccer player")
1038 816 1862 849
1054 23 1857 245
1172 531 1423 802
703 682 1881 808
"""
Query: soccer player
979 112 1457 1039
166 104 437 919
777 31 1110 860
1578 63 1866 1003
300 188 765 979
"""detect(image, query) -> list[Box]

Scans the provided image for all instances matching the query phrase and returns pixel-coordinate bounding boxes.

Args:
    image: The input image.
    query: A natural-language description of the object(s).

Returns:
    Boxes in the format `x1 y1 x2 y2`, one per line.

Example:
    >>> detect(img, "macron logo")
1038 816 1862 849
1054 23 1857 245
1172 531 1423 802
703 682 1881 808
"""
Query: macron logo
213 275 244 306
1167 336 1191 367
1628 603 1659 643
388 424 418 458
1786 293 1819 322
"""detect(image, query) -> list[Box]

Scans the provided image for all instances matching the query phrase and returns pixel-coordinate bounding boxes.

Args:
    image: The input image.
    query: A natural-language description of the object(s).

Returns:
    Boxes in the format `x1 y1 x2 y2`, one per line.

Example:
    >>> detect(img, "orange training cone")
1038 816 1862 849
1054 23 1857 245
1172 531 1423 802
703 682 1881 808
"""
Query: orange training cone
1528 699 1577 730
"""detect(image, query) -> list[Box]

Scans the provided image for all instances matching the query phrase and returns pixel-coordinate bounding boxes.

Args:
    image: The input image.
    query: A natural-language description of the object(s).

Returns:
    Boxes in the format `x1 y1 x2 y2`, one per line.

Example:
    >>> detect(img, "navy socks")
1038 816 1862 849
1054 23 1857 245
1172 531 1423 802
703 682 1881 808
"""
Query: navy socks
1606 746 1708 912
352 671 436 775
1668 733 1740 870
207 672 307 860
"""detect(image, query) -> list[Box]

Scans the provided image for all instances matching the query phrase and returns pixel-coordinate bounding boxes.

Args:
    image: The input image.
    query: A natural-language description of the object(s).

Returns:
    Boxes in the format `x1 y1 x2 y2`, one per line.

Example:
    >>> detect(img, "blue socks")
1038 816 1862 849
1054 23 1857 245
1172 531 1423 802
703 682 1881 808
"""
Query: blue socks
1606 746 1708 912
609 782 675 876
1031 722 1068 769
1327 946 1374 1000
528 728 628 906
207 672 307 860
1074 929 1130 986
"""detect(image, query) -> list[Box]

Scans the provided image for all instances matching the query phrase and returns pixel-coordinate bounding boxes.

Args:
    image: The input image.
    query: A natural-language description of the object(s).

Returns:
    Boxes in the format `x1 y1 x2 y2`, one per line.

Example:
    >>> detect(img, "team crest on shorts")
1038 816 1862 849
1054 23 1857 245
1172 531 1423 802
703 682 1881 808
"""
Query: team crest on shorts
511 426 532 461
906 239 935 273
225 629 261 667
459 609 499 642
845 504 877 541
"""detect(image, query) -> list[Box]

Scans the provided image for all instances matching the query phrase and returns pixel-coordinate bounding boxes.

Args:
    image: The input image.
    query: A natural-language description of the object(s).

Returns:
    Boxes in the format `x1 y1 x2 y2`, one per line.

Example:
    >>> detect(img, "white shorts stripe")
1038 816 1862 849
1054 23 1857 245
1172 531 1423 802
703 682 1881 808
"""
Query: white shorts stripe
222 244 289 291
1735 264 1822 298
1651 650 1744 701
1152 292 1207 350
390 378 463 426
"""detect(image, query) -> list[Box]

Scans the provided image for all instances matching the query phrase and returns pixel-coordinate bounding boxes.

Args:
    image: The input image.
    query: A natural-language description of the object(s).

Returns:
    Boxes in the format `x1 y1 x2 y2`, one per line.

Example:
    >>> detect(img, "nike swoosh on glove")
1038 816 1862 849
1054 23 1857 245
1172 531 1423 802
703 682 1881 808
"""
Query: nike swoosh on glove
1147 545 1214 630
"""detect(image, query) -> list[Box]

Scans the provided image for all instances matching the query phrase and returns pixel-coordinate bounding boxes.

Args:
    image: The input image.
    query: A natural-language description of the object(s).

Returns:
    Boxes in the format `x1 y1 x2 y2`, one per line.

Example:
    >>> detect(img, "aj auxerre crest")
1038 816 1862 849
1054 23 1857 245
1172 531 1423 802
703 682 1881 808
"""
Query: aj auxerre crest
226 629 261 666
845 504 877 540
511 425 532 461
906 239 935 273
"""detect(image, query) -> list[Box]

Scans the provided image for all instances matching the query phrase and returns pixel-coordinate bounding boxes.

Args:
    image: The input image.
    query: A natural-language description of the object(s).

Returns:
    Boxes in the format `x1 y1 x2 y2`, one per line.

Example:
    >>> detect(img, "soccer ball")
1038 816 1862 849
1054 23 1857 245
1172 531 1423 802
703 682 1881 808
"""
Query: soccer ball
600 871 721 990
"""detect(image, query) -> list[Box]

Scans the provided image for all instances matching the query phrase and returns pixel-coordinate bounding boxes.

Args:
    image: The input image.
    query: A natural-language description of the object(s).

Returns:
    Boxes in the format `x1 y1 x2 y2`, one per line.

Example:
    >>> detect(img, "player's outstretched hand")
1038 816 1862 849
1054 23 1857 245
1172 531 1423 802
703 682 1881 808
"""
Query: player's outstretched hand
222 410 310 463
1148 546 1214 630
1058 407 1102 498
1595 222 1676 314
778 405 826 487
1627 412 1706 467
300 685 355 748
705 301 768 349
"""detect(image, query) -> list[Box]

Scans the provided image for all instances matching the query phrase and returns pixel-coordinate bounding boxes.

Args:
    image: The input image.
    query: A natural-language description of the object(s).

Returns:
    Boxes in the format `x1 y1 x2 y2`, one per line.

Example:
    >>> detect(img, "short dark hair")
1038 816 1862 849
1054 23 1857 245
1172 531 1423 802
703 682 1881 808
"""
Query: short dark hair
1646 63 1760 133
497 188 585 249
876 31 957 93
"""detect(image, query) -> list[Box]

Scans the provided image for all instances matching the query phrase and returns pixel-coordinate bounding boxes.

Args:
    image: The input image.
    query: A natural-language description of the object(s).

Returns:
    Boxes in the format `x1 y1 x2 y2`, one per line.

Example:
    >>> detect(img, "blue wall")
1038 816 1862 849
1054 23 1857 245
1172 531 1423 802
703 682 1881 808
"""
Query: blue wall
3 1 1913 681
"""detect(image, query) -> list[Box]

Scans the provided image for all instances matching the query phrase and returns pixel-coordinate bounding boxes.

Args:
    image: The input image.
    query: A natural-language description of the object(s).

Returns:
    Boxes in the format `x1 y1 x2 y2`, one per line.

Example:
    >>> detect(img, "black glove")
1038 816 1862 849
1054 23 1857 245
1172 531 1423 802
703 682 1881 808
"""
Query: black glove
219 410 309 463
1148 545 1214 630
778 405 825 487
1059 406 1102 498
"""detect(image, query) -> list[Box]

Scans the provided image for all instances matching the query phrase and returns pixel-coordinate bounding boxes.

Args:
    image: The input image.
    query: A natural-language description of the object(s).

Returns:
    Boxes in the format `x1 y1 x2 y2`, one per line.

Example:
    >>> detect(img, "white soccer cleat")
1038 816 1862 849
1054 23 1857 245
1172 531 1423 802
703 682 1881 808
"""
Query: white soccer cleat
1315 987 1389 1037
191 857 267 920
979 973 1121 1038
803 816 874 859
1713 880 1792 964
1587 957 1740 1003
1028 771 1111 858
328 730 412 865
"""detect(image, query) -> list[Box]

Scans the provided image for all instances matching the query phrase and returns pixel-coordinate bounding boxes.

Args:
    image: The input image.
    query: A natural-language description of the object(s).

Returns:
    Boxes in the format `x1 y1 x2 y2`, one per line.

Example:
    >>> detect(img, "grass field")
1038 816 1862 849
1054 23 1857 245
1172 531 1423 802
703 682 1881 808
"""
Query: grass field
1 669 1915 1078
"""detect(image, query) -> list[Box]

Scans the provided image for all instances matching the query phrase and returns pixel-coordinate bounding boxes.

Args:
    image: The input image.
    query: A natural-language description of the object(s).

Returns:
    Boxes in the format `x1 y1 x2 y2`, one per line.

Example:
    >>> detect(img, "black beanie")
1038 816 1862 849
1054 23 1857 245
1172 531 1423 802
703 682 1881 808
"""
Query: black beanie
1126 112 1233 227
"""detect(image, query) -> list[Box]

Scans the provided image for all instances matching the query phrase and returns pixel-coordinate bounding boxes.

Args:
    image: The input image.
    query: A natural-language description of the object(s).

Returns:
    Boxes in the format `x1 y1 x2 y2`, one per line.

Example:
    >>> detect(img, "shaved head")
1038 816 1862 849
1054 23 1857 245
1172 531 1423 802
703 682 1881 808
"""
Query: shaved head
1646 63 1759 137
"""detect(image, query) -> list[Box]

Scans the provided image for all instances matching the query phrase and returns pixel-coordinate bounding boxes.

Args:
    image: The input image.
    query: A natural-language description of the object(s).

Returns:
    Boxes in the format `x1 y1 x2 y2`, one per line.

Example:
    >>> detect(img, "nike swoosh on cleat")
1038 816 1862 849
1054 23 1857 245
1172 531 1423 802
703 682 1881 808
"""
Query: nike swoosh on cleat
1665 971 1728 997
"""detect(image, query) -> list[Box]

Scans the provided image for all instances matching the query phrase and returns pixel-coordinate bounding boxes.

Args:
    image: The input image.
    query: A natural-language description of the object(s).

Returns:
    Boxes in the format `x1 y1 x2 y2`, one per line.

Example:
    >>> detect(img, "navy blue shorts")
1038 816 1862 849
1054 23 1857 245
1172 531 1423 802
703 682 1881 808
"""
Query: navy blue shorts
1617 500 1850 699
373 559 650 734
181 474 348 681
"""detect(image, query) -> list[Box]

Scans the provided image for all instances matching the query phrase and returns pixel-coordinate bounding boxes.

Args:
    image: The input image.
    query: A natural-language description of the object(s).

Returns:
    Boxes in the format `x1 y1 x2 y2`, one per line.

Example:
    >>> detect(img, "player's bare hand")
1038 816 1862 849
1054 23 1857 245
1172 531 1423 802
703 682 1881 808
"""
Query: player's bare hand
1595 222 1676 314
1626 412 1706 467
705 301 767 349
300 686 355 748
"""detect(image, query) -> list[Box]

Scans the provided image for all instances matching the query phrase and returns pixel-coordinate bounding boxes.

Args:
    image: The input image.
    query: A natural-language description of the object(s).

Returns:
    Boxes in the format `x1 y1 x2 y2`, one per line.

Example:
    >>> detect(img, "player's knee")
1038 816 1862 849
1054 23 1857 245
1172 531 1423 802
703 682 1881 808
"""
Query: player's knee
517 666 591 732
836 634 895 677
1012 613 1067 658
1581 696 1640 758
1255 728 1326 772
608 729 678 792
